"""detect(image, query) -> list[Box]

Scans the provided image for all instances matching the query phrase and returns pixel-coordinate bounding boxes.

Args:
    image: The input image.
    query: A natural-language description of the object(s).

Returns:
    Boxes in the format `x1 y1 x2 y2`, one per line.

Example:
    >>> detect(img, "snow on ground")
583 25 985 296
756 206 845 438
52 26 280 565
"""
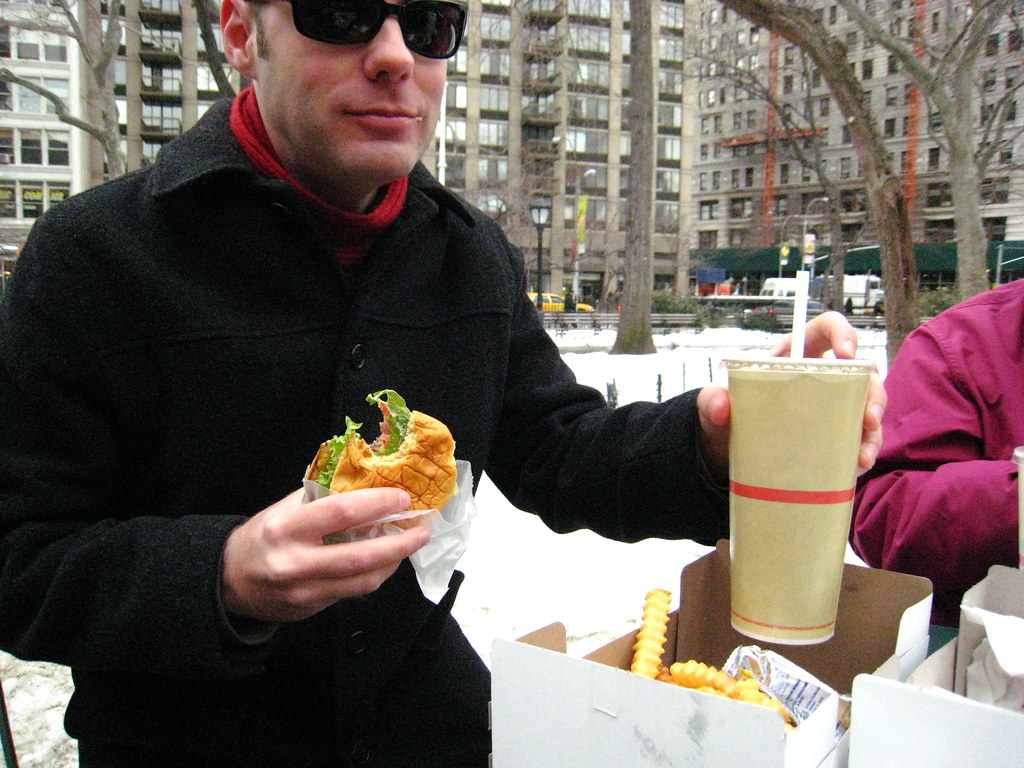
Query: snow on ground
0 325 889 767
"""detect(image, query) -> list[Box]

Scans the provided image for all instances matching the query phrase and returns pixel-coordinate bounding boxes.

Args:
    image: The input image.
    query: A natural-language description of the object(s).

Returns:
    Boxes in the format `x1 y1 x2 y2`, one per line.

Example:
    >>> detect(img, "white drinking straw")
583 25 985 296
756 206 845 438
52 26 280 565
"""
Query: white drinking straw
790 270 810 359
1015 446 1024 568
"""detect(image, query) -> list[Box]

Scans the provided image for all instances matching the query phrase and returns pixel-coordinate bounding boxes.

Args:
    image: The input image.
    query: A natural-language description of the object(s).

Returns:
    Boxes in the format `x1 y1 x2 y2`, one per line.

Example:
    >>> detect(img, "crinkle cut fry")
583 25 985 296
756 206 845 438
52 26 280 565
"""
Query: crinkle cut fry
629 588 672 679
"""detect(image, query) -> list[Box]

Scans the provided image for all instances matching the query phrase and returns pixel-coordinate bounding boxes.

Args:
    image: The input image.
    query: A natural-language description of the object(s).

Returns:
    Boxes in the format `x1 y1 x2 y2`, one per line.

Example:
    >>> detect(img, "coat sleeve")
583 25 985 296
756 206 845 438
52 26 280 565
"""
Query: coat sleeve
852 324 1018 620
0 219 269 679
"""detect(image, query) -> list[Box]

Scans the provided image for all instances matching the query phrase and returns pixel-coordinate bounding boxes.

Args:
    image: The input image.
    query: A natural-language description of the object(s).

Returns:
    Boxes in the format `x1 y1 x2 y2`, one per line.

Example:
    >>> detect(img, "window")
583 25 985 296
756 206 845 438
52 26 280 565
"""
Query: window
16 42 40 60
729 197 753 218
981 177 1010 204
887 55 899 75
0 183 14 218
19 130 42 164
47 132 69 166
698 230 719 249
21 184 43 218
699 200 720 220
655 201 679 232
711 171 721 190
885 86 898 106
779 163 789 184
925 219 955 243
819 97 830 117
861 59 873 79
986 34 999 56
477 156 507 182
745 167 755 187
928 146 941 170
840 157 852 179
478 120 508 147
925 182 952 207
884 118 896 137
479 85 508 112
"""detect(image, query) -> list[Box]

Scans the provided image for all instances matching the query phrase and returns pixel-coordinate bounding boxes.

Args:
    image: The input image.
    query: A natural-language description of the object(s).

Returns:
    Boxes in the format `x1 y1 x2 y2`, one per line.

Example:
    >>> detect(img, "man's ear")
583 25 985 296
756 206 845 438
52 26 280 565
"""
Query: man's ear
221 0 259 78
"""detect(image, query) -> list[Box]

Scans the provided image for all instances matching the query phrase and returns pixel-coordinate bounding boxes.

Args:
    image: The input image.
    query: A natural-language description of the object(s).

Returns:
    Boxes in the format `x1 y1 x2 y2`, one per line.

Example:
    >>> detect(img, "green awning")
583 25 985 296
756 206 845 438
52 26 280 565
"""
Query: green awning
695 242 1024 275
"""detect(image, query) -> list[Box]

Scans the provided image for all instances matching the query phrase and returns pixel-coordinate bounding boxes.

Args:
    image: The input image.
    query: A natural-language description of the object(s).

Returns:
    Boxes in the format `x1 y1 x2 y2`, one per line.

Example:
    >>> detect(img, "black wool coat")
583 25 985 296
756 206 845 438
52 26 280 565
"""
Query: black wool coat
0 99 728 767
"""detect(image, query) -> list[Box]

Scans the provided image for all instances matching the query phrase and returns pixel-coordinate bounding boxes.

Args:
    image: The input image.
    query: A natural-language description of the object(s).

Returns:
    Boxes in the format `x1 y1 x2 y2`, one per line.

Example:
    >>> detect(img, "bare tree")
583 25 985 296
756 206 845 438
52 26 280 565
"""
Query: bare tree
0 0 124 178
193 0 237 97
697 39 851 308
717 0 919 361
612 0 657 354
838 0 1023 300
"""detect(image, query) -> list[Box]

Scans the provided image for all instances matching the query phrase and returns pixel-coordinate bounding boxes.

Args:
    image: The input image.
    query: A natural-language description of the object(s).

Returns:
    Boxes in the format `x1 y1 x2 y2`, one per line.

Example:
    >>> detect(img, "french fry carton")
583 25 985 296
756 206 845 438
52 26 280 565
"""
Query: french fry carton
491 541 931 768
848 565 1024 768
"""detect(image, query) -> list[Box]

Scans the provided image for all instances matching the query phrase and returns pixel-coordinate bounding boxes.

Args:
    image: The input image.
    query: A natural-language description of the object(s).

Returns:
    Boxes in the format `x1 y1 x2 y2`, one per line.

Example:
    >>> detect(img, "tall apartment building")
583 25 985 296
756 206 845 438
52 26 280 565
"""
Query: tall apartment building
0 2 82 252
691 0 1024 261
420 0 694 306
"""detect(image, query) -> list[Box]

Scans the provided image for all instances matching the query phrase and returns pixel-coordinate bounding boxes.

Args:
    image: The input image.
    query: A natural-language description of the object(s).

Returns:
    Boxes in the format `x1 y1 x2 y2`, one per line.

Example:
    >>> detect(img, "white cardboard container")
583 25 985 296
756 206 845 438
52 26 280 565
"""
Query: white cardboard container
491 541 932 768
848 565 1024 768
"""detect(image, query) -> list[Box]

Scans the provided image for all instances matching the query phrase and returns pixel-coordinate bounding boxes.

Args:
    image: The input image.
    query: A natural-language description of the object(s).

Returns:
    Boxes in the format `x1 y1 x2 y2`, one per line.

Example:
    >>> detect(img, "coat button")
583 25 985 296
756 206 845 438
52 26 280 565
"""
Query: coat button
350 344 367 370
347 629 367 655
349 740 370 764
268 201 291 219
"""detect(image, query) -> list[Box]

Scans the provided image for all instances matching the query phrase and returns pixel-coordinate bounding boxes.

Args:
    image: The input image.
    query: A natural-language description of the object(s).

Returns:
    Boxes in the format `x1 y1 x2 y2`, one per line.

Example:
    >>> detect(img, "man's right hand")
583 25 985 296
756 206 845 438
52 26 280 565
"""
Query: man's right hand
220 487 431 623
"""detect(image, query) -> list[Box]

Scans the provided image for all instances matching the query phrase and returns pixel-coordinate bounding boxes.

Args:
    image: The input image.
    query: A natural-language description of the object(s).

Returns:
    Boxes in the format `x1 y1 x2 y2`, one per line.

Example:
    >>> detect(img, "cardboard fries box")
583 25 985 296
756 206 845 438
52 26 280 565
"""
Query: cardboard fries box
849 640 1024 768
491 541 932 768
848 564 1024 768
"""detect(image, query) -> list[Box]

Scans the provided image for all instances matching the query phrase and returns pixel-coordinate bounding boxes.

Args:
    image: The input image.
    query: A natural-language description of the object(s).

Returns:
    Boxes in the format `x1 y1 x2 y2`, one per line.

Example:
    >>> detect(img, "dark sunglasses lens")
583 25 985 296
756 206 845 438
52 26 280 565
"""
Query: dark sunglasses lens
292 0 385 46
401 2 466 58
291 0 465 59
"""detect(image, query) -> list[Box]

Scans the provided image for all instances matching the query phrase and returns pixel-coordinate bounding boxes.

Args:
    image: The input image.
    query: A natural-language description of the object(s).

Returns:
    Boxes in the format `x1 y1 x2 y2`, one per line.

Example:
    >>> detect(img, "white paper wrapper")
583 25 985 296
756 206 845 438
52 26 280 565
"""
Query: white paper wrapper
963 608 1024 711
301 459 476 604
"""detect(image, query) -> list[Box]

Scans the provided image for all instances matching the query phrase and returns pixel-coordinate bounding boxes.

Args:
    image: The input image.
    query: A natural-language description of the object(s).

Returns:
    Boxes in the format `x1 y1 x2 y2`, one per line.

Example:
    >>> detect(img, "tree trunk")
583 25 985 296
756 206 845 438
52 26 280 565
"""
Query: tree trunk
611 0 656 355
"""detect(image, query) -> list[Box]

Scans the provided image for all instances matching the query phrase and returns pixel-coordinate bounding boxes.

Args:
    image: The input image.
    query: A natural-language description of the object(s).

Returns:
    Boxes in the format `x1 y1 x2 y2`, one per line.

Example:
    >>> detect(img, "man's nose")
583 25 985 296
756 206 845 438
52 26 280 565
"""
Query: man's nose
363 15 414 78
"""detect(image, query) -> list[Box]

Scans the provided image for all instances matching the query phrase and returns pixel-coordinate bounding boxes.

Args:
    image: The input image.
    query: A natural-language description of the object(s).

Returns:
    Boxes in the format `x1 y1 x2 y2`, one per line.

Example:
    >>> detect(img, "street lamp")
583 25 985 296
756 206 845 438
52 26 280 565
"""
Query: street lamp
802 196 830 280
530 200 551 312
571 167 598 299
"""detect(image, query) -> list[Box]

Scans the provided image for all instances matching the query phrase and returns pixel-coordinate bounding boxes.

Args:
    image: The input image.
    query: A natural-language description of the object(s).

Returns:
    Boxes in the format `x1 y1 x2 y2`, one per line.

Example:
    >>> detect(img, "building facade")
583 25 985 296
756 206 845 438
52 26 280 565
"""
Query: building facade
690 0 1024 264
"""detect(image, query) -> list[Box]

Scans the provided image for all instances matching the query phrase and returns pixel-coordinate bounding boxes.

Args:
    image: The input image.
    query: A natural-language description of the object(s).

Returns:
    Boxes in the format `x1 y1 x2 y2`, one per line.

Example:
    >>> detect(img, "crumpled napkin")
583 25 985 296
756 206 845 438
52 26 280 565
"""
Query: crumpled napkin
301 460 476 603
963 608 1024 711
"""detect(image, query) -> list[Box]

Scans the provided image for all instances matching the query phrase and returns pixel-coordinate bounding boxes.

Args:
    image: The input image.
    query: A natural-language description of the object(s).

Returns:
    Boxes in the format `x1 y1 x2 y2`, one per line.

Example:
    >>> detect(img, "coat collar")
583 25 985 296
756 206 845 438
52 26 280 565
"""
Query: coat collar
148 98 476 228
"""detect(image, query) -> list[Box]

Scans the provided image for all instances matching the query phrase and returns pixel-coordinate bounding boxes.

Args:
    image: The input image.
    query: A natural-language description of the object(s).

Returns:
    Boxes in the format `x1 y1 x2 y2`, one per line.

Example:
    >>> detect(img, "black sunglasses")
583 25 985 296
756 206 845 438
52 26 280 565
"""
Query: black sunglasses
254 0 467 59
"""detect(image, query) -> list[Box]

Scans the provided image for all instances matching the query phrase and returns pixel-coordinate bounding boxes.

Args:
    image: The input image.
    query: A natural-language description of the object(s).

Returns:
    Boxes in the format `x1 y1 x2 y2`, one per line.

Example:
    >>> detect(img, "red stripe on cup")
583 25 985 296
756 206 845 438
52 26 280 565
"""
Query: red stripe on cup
730 480 854 505
731 607 836 632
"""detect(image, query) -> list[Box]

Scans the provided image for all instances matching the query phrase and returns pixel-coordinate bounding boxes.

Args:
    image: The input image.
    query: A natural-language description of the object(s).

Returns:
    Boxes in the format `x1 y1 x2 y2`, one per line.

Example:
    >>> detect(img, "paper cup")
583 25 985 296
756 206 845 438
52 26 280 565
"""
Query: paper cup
1015 446 1024 568
725 357 873 645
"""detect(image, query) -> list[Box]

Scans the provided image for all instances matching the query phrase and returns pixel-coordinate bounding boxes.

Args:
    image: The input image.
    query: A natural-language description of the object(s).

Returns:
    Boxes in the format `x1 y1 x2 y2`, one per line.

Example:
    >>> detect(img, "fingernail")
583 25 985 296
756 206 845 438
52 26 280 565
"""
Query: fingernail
397 490 411 509
840 340 856 358
417 528 431 547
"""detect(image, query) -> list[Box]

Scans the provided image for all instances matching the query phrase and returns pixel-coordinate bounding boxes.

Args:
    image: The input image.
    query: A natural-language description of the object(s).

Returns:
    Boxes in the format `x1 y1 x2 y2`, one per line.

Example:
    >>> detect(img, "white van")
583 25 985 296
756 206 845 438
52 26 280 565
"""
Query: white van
759 275 884 313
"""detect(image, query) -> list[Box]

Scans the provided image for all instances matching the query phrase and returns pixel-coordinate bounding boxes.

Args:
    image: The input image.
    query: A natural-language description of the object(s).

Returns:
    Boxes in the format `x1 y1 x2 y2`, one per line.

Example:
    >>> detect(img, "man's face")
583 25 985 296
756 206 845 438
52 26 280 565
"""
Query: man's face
228 1 448 212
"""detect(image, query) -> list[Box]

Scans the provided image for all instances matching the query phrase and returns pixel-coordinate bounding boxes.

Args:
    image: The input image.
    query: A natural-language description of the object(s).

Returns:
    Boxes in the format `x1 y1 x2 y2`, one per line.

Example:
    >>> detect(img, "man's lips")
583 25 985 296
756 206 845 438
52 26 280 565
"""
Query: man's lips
347 108 424 123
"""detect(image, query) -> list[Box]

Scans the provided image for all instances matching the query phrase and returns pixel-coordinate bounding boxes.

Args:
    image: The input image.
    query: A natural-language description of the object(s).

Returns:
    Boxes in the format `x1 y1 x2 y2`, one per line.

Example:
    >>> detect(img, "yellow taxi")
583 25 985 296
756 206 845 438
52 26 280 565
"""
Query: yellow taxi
527 292 595 312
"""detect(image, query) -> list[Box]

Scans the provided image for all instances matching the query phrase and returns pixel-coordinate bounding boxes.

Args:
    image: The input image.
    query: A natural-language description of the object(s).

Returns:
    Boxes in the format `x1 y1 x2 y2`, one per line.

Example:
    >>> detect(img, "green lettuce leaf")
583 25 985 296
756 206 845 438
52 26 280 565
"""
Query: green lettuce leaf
366 389 411 456
314 416 362 489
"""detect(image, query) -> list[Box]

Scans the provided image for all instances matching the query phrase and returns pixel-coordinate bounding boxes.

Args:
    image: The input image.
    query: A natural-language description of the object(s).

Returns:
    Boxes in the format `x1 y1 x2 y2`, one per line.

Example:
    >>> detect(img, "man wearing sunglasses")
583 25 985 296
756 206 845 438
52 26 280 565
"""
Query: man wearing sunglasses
0 0 883 766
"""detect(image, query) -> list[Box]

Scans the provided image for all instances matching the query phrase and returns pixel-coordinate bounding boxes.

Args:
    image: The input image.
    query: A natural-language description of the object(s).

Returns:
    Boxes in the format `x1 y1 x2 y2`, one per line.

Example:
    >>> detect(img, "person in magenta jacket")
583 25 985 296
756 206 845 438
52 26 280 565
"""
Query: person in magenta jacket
852 278 1024 627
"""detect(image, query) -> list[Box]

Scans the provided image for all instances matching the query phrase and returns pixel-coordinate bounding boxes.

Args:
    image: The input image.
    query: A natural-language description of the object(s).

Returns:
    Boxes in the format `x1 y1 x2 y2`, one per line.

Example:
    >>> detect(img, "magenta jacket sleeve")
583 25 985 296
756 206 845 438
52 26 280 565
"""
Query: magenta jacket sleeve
852 282 1024 625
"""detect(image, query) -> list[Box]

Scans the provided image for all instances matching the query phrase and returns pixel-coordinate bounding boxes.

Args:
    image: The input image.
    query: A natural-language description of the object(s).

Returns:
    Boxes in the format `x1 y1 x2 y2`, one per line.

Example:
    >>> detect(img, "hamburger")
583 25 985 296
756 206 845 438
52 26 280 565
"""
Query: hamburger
306 390 458 513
